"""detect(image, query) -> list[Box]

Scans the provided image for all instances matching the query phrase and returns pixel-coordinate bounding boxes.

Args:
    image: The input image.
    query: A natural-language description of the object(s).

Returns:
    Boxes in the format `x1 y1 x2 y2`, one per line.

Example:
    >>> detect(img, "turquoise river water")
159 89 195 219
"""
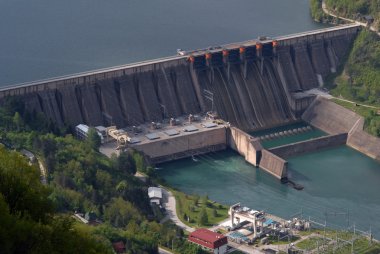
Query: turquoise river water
158 146 380 238
251 122 326 148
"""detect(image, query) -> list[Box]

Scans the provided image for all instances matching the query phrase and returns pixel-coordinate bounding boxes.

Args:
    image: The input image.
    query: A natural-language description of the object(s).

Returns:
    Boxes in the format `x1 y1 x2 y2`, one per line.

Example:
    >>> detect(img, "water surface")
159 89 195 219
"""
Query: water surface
0 0 325 86
251 122 326 148
159 147 380 238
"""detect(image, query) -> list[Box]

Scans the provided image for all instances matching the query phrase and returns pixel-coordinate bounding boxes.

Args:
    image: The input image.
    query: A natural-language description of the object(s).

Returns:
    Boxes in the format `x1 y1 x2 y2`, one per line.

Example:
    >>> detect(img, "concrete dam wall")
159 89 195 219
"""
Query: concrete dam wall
0 25 359 132
228 127 262 166
303 97 380 161
269 133 348 159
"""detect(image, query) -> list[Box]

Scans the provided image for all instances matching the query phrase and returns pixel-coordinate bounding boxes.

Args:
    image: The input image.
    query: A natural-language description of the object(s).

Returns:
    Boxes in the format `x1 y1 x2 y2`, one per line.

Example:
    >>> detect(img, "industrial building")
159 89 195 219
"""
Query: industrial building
188 229 228 254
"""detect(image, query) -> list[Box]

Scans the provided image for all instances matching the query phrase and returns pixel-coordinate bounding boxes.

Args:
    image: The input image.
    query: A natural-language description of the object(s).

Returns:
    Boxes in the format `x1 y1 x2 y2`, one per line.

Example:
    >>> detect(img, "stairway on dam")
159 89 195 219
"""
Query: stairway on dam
0 25 359 134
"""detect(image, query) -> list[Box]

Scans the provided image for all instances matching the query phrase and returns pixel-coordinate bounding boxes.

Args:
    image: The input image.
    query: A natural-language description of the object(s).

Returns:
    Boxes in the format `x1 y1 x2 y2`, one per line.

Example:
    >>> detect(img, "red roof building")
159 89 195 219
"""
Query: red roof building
188 228 228 254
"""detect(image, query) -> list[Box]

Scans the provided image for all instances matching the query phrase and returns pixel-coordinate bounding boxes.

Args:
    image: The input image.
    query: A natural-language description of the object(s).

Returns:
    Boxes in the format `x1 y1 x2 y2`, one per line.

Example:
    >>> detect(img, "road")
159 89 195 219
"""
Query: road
160 187 195 232
321 1 380 36
37 157 47 185
158 247 174 254
300 88 379 110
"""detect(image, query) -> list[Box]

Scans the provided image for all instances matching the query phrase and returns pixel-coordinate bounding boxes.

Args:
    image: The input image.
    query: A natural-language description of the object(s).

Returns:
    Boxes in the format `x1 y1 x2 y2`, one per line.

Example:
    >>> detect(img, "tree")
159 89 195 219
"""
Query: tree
0 147 112 254
87 127 101 151
201 195 208 207
104 197 142 228
116 152 136 175
197 208 208 226
212 208 218 217
12 112 23 131
193 194 200 206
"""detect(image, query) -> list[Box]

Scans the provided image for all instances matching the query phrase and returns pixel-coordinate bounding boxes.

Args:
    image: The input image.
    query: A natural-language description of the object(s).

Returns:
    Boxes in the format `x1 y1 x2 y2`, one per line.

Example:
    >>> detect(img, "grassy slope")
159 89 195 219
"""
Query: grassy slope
172 189 229 228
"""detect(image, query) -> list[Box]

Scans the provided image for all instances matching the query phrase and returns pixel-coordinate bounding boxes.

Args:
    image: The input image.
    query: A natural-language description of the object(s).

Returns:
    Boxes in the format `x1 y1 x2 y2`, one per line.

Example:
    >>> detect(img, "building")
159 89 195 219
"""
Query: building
148 187 162 205
188 228 228 254
75 124 104 143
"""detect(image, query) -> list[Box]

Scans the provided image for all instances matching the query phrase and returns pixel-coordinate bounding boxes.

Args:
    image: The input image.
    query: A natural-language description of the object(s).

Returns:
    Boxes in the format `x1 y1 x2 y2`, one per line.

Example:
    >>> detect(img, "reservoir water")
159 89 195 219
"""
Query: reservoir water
158 146 380 238
0 0 325 86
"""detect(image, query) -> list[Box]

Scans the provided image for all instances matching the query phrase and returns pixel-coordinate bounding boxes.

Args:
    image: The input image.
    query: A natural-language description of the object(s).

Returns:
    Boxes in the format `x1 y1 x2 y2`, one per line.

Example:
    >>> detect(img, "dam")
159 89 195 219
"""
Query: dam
3 24 377 180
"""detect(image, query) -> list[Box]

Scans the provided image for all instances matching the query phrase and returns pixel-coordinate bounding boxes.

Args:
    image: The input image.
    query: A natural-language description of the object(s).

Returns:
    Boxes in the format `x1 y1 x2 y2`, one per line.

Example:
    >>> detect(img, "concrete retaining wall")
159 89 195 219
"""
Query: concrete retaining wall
259 150 287 180
228 127 262 166
303 97 380 161
347 118 380 160
302 97 361 134
269 133 348 158
133 127 227 164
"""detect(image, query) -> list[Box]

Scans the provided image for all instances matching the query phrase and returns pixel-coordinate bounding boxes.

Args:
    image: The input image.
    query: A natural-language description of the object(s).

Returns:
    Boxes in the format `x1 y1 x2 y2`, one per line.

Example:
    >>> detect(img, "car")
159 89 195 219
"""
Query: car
177 49 186 56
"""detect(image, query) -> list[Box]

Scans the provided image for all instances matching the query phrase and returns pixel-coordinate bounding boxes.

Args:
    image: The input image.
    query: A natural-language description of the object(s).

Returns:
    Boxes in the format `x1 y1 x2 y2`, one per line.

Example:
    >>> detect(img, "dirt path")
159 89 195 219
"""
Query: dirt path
321 1 380 36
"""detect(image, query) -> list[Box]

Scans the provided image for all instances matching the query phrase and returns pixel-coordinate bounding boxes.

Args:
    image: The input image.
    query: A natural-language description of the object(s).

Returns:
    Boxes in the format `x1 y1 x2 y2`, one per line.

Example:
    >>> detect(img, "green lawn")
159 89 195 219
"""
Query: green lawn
268 235 300 245
296 236 329 251
171 189 229 228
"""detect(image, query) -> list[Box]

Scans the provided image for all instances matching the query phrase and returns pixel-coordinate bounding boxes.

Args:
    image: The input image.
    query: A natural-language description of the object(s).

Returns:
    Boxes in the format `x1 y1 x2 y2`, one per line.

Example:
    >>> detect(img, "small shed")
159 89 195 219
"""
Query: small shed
148 187 163 205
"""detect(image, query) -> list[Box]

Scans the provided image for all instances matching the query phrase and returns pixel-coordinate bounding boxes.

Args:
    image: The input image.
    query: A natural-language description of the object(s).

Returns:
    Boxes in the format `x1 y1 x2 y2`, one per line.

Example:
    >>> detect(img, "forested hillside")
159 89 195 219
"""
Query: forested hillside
0 98 207 254
325 0 379 25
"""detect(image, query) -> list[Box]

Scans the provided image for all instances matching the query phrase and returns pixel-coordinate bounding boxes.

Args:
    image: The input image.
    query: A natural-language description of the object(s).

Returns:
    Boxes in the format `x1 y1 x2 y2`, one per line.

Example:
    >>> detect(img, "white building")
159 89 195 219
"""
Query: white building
75 124 104 143
148 187 162 205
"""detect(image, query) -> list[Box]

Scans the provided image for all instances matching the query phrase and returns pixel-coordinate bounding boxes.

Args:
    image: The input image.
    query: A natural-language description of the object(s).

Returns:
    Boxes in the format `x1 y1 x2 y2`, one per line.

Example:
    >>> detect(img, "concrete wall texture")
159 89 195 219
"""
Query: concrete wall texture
303 97 380 161
269 133 348 159
132 127 227 163
259 150 287 180
228 127 262 167
0 25 359 132
347 118 380 160
302 97 361 134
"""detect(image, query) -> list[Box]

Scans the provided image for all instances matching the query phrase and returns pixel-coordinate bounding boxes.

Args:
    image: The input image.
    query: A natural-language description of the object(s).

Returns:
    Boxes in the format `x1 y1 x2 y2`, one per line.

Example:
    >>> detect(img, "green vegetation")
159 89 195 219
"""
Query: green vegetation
310 0 329 22
325 0 380 29
296 236 329 250
329 30 380 136
172 189 229 227
0 98 209 254
268 235 300 245
0 147 111 254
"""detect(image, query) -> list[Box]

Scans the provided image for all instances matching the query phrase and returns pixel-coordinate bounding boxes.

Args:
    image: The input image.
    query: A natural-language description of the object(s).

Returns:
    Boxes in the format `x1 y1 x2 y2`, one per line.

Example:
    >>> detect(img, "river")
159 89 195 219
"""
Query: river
0 0 325 86
158 146 380 238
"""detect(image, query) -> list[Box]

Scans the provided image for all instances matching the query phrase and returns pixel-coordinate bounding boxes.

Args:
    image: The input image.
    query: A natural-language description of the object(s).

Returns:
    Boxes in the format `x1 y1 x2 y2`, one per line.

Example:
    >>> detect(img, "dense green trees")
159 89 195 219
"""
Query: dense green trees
325 0 380 20
310 0 328 22
0 147 112 254
87 127 101 151
0 98 213 253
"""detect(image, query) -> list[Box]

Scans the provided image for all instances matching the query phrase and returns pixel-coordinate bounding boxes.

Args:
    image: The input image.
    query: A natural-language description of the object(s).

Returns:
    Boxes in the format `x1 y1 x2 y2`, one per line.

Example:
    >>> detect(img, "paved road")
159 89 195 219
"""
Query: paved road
158 247 174 254
322 1 380 36
160 187 195 232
